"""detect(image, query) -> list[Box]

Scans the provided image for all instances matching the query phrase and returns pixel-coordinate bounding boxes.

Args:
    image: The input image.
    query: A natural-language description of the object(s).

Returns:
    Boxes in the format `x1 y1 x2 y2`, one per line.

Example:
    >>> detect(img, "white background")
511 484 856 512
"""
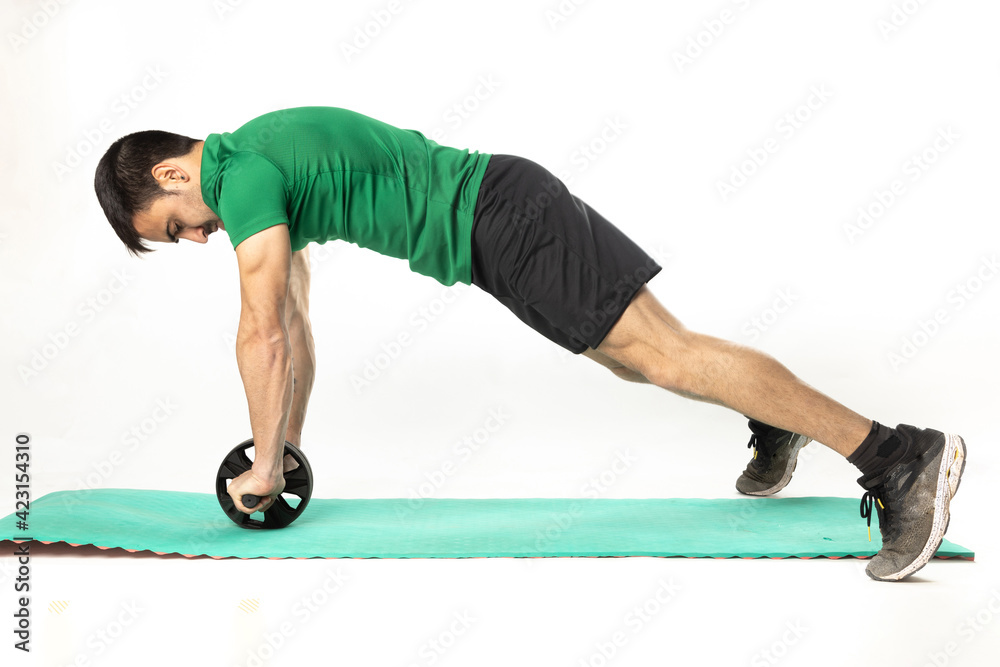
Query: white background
1 0 998 665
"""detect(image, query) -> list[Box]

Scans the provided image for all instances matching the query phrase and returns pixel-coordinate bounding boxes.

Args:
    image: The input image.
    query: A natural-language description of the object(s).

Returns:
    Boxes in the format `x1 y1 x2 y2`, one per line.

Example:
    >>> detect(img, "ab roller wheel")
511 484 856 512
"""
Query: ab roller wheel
215 438 314 529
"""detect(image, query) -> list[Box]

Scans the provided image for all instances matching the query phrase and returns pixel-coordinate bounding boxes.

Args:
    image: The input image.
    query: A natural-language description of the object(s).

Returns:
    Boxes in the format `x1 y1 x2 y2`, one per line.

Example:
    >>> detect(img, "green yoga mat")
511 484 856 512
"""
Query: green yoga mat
0 489 973 561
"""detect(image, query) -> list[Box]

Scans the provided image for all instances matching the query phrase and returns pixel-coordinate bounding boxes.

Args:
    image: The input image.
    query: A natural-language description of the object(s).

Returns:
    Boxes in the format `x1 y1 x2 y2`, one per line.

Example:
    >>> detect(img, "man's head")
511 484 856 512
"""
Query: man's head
95 131 223 256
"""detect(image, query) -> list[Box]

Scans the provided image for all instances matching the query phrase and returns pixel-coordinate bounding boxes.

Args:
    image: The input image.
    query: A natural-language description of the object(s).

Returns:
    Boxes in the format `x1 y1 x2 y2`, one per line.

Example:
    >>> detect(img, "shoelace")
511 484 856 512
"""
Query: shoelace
860 490 885 542
746 420 774 462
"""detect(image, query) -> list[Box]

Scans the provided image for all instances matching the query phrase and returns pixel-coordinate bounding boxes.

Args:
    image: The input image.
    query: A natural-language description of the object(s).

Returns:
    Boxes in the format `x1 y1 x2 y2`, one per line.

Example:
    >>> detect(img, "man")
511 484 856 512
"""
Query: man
94 106 966 581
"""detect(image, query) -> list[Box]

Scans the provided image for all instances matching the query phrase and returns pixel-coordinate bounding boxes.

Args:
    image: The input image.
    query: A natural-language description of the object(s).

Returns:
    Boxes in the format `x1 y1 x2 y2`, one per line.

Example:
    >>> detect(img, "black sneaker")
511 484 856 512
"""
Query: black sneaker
859 424 967 581
735 418 811 496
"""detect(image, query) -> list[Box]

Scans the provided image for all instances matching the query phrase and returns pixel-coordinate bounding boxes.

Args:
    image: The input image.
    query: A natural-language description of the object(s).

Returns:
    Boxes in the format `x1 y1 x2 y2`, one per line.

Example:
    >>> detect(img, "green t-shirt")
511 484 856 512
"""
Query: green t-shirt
200 106 492 286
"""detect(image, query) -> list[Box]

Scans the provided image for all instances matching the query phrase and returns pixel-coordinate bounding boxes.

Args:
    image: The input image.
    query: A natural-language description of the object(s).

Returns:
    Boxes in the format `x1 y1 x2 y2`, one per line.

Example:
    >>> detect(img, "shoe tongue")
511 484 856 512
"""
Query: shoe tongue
747 419 772 438
857 470 887 491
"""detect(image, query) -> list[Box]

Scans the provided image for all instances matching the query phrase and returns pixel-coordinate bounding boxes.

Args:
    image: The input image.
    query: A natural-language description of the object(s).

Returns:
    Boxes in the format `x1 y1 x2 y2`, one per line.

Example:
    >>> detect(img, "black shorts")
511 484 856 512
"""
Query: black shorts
469 154 662 354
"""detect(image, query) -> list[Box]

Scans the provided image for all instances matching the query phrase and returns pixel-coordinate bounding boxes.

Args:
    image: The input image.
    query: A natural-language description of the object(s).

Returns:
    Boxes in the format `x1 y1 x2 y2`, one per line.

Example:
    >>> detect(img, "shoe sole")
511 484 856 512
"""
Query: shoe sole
738 435 811 496
867 432 967 582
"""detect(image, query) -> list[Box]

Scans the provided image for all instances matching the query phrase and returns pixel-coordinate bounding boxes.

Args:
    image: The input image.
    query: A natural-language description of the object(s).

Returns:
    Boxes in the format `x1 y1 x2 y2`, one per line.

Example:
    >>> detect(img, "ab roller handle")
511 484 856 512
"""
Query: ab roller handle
215 439 314 529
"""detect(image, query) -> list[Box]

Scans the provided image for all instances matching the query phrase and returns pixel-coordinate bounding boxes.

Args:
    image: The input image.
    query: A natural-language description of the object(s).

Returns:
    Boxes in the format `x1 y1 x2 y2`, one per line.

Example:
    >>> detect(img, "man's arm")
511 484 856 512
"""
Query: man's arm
232 224 293 508
283 248 316 448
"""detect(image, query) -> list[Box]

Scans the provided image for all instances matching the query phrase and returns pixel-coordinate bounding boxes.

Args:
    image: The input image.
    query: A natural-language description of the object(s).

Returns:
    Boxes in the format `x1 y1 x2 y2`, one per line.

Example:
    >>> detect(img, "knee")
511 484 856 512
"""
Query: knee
627 338 698 393
610 364 649 384
637 361 683 392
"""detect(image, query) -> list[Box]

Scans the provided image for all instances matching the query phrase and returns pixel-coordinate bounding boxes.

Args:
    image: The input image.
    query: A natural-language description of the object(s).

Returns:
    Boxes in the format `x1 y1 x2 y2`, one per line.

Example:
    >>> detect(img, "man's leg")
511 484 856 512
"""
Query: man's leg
583 344 811 496
580 348 650 384
467 150 963 580
591 284 871 457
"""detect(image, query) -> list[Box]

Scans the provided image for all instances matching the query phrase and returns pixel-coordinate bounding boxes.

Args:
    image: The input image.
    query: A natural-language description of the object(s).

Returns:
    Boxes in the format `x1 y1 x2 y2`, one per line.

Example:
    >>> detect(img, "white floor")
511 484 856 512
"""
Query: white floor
7 538 992 667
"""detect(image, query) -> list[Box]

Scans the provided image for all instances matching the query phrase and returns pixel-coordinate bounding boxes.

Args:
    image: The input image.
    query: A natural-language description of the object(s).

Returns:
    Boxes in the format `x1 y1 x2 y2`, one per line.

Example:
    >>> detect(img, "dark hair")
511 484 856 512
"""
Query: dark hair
94 130 200 256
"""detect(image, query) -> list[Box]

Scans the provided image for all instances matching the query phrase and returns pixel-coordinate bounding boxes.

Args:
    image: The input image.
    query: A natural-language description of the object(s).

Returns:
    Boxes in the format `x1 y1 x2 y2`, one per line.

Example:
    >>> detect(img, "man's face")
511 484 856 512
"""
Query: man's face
132 179 224 245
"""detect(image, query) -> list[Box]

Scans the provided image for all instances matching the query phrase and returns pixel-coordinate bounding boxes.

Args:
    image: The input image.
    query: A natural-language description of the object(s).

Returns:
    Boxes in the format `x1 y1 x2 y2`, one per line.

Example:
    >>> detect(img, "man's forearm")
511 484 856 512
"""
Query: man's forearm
284 315 315 447
283 248 315 447
236 333 293 482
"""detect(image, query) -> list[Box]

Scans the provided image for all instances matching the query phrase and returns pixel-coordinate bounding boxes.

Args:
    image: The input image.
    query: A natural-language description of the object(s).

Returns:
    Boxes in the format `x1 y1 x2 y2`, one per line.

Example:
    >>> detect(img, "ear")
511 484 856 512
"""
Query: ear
150 161 190 188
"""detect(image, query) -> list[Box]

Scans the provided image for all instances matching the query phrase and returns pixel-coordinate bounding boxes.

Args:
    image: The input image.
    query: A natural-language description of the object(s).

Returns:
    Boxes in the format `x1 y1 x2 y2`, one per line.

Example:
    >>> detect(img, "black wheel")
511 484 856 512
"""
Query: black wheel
215 438 314 529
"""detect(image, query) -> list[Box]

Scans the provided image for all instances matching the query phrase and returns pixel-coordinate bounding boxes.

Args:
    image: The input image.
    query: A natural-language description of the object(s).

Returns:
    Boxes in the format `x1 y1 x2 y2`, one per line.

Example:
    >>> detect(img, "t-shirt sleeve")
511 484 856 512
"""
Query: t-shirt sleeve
216 152 290 250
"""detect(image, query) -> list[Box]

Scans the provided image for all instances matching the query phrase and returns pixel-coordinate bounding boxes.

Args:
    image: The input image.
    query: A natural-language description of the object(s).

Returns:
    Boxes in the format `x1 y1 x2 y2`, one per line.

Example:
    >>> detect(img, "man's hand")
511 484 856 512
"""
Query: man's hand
227 468 286 514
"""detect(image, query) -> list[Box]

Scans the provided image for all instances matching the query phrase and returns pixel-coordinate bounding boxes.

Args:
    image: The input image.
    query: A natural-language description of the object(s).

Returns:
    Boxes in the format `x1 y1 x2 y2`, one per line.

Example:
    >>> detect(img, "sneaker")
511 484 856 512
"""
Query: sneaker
859 424 967 581
735 418 812 496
